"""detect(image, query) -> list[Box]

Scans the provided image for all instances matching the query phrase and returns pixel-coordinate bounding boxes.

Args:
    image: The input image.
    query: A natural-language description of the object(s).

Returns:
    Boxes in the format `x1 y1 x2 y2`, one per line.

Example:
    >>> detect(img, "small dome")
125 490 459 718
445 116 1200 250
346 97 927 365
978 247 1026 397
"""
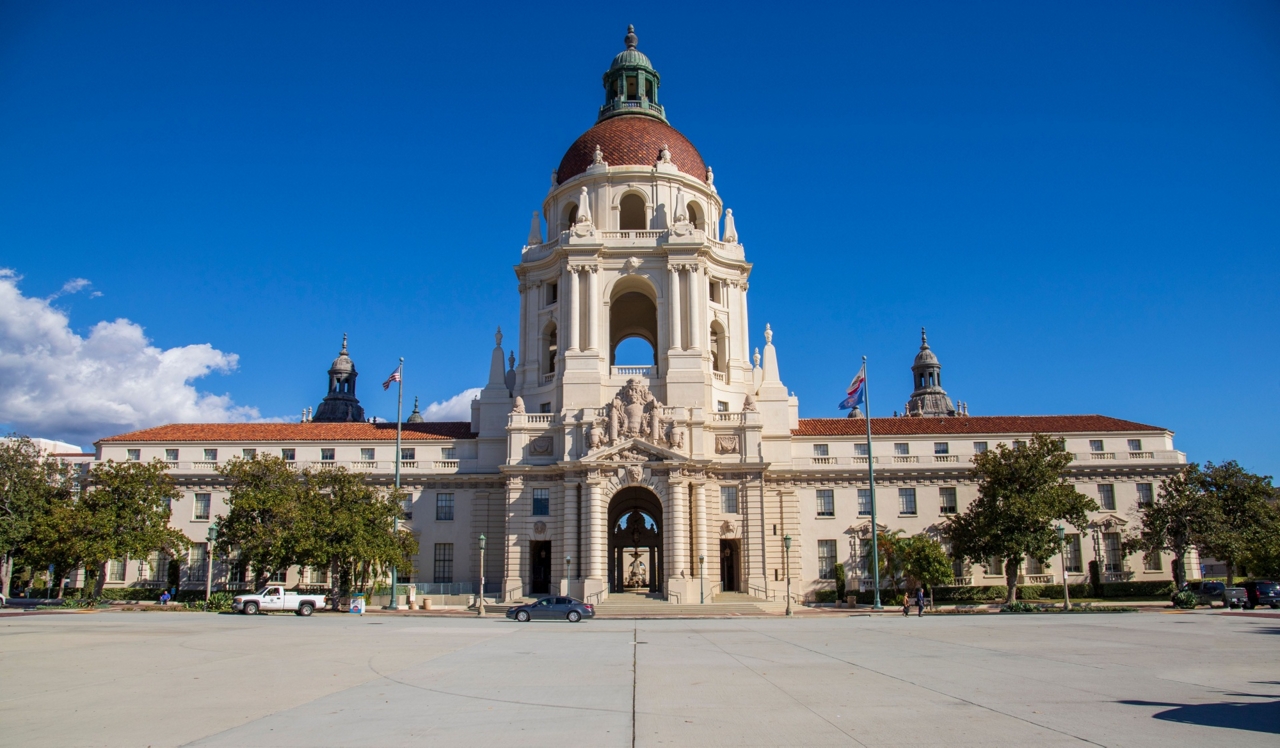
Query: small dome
913 328 938 367
611 48 653 71
557 116 706 184
330 334 355 373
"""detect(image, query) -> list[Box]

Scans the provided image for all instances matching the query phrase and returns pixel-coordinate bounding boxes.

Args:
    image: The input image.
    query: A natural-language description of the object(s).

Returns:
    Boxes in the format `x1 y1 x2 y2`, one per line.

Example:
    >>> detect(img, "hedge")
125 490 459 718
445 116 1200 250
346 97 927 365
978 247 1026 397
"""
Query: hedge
1098 581 1175 598
850 581 1168 605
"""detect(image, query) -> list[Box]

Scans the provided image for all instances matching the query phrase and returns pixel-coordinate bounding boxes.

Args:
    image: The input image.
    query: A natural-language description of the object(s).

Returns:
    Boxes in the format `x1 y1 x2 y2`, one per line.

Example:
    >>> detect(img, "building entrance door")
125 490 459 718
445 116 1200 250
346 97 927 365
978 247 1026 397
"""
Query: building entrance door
530 541 552 595
720 540 739 592
608 486 663 594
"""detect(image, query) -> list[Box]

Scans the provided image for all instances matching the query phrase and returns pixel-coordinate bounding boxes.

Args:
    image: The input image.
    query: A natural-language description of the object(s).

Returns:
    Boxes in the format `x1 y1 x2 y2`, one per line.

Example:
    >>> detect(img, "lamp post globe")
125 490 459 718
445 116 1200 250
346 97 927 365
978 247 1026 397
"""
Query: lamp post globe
205 523 218 604
1056 525 1071 611
698 554 705 604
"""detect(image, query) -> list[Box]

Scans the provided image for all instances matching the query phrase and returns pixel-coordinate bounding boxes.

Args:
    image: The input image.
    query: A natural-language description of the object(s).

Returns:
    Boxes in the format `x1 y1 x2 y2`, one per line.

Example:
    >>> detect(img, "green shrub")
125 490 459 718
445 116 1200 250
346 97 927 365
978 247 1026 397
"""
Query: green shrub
1101 581 1175 598
205 591 236 612
1001 601 1038 613
1171 591 1197 609
813 589 838 603
930 585 1007 602
1035 584 1093 600
851 590 905 606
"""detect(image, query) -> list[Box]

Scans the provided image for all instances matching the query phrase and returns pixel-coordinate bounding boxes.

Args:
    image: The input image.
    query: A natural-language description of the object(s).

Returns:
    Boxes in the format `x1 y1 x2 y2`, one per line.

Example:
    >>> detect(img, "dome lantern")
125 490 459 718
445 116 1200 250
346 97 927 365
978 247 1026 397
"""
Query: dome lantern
598 25 666 124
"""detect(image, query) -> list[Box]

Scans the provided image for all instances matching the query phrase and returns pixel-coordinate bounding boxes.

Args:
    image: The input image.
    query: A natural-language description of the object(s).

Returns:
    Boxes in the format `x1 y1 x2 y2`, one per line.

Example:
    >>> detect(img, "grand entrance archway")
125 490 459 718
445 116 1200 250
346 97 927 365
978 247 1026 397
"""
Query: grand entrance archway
608 486 662 594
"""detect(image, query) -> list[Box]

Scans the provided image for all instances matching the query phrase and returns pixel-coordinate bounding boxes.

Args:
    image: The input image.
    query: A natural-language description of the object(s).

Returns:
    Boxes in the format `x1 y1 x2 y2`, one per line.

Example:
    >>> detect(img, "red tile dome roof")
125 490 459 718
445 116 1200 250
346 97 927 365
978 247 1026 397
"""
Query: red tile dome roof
557 115 707 184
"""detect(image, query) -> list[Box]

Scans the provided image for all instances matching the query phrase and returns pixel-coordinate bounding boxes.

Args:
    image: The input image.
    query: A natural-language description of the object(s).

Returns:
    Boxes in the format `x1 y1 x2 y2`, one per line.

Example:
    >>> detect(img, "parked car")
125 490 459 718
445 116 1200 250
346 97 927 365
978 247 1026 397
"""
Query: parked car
1173 581 1246 608
506 596 594 623
1240 580 1280 610
232 586 328 616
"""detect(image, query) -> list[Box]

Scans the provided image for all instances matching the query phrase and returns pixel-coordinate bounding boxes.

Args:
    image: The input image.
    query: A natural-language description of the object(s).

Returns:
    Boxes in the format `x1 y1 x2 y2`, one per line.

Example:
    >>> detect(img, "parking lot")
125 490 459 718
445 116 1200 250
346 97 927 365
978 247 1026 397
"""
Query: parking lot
1 608 1277 746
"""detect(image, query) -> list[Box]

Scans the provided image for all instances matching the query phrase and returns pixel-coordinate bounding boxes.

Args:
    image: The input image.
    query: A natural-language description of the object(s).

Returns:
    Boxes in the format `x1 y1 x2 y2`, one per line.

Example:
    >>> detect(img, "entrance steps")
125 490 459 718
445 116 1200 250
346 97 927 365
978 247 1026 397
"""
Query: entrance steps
590 591 784 617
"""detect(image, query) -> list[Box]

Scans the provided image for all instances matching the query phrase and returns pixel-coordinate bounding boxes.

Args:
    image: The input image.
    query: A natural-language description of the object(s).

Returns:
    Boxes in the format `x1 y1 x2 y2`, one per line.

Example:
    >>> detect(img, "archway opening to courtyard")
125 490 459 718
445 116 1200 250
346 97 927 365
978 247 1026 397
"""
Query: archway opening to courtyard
608 486 663 594
609 276 658 370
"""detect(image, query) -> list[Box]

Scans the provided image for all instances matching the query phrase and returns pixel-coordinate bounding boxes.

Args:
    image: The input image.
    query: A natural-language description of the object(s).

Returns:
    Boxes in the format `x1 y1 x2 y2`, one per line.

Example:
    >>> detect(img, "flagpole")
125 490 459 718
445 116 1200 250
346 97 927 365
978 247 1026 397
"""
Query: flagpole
389 358 404 611
864 355 882 610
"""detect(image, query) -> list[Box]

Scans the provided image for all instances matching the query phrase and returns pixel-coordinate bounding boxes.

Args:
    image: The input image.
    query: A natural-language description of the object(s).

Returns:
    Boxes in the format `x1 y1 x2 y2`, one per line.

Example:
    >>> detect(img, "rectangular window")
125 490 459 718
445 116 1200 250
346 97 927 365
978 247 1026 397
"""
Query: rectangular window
204 448 218 462
1064 534 1082 573
242 448 256 459
165 449 179 461
436 493 454 521
813 444 829 457
721 485 739 514
1143 551 1163 571
986 556 1003 577
716 401 729 413
934 442 949 455
1136 483 1154 507
816 489 834 517
108 558 126 582
1127 439 1143 452
194 493 211 521
1012 440 1027 449
1089 440 1104 452
893 443 909 456
973 441 988 453
899 488 917 515
1098 484 1116 511
547 282 558 304
401 447 416 461
269 568 287 583
360 448 375 461
539 402 551 413
320 448 335 461
188 544 208 581
442 447 457 460
433 543 454 584
939 487 957 514
309 566 330 585
855 443 869 456
532 488 550 516
857 489 872 516
1103 532 1124 572
817 540 837 580
281 448 295 461
127 449 141 461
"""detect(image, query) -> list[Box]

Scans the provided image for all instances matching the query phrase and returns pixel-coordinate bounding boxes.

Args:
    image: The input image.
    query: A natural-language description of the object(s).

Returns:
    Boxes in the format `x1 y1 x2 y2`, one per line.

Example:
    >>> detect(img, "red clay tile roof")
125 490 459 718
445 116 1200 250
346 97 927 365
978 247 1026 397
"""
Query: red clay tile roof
793 415 1168 437
97 422 476 443
558 115 706 184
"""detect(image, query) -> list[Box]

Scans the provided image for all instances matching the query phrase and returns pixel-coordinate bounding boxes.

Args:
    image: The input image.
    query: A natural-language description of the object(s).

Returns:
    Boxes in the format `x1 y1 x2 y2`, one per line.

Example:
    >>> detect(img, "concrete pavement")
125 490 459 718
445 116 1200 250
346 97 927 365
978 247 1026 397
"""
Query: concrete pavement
1 609 1276 746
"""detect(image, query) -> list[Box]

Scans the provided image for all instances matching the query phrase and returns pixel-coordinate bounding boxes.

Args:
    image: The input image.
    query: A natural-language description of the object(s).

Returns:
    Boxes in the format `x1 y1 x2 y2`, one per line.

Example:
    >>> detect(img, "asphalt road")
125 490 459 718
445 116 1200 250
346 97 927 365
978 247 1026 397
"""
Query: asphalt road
1 608 1277 746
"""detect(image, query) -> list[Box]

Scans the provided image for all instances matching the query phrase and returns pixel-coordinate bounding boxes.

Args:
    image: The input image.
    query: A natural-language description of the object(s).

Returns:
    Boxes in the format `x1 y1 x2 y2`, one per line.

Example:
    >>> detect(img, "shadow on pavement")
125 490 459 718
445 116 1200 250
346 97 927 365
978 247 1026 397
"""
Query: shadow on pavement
1119 698 1280 734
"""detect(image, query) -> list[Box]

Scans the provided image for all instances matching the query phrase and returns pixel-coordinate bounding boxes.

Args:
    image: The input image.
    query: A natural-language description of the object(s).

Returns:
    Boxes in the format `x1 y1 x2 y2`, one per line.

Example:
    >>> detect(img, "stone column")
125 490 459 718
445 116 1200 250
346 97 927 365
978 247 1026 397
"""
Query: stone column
688 265 703 350
694 482 707 577
586 266 599 352
567 267 580 352
739 281 751 364
670 478 688 577
668 264 682 351
504 479 525 602
585 481 606 580
563 480 579 582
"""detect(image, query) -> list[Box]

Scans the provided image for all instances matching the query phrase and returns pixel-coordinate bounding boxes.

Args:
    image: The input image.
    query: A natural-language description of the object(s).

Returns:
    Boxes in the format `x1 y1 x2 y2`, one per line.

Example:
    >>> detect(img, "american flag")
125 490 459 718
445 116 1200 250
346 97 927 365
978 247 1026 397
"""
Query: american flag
383 368 401 391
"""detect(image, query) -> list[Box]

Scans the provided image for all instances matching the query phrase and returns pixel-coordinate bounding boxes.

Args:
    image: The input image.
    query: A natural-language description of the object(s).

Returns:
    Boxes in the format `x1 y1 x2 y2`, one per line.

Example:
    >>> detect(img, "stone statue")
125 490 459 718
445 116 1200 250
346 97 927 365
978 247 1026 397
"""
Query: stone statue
587 419 604 450
495 326 502 347
511 396 525 414
743 393 758 412
668 425 685 450
592 144 604 164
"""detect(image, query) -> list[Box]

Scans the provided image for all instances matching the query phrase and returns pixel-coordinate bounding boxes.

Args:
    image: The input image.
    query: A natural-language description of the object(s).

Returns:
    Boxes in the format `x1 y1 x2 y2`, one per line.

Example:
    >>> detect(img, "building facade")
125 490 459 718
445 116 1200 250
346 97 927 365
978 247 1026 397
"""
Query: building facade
95 28 1190 602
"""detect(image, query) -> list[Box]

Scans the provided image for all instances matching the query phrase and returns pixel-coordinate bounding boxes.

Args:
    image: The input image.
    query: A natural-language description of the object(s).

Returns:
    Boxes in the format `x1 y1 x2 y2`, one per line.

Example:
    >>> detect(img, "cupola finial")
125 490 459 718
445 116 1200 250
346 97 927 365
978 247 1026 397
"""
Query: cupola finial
921 327 928 348
625 24 637 50
340 332 348 355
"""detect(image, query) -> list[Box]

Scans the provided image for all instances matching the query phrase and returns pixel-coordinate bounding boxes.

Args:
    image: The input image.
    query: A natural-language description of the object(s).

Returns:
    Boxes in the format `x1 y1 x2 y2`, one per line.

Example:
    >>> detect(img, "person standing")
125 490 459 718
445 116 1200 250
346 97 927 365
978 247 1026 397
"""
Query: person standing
915 587 926 617
901 589 911 617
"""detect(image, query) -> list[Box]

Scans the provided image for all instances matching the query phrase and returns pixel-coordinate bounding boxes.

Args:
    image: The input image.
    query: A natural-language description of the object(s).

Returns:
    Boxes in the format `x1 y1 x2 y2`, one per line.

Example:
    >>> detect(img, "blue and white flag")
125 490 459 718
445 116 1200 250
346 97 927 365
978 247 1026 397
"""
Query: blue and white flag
839 364 867 411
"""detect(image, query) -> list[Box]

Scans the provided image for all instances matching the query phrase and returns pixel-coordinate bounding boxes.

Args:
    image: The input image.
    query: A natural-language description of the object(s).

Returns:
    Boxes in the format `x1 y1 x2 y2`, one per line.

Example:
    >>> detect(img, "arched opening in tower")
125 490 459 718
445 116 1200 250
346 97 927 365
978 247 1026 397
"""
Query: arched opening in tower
619 194 646 231
609 288 658 368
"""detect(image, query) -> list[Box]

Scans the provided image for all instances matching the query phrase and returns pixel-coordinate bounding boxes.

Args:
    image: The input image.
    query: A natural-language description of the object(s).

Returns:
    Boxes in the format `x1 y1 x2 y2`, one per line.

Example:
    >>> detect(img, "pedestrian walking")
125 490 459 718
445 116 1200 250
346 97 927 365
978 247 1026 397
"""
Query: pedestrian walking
901 589 911 617
915 587 926 617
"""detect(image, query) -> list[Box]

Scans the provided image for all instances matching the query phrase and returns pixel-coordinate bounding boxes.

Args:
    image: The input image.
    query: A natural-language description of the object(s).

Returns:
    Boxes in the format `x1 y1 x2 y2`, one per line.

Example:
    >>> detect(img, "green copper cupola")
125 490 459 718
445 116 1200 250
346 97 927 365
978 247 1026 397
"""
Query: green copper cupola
598 25 666 124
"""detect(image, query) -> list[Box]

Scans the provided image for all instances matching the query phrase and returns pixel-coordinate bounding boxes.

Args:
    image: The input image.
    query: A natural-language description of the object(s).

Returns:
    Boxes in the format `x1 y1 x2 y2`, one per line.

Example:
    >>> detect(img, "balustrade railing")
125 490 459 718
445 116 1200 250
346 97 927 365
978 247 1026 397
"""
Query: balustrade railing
1019 574 1055 585
611 365 655 377
711 370 726 382
811 457 835 465
712 412 744 423
892 456 919 464
433 460 459 469
1089 452 1116 460
1128 451 1154 459
933 455 959 463
524 414 553 424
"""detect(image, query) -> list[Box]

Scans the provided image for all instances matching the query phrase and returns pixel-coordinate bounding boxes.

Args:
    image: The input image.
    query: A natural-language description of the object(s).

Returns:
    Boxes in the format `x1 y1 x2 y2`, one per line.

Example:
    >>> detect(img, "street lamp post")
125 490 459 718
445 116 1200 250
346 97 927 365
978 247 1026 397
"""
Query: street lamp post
205 524 218 604
698 554 705 604
783 534 793 617
1057 525 1071 611
565 555 571 596
477 534 487 617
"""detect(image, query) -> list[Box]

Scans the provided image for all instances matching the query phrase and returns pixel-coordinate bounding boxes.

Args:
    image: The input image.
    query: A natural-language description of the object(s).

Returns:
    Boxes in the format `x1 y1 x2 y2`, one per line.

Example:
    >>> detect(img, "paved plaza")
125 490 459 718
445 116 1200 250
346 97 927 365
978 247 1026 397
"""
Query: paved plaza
1 609 1277 746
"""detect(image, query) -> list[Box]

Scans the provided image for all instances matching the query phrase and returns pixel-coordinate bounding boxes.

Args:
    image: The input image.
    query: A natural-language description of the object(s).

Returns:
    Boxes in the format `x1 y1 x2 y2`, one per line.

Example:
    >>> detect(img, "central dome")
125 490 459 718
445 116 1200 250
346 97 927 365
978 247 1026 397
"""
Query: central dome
557 116 707 184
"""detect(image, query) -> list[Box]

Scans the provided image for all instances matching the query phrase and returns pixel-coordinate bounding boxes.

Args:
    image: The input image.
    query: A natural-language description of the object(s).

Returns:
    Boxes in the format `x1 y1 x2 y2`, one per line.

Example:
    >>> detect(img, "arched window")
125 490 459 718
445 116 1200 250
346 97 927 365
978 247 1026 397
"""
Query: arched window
686 201 703 230
609 278 659 370
709 321 728 374
619 194 646 231
543 322 558 375
563 204 578 232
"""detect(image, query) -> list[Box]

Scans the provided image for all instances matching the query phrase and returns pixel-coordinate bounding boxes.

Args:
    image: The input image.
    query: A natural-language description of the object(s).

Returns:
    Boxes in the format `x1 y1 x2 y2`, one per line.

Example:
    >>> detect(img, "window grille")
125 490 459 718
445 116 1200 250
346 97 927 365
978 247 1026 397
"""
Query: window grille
721 486 738 514
816 489 834 517
433 543 454 584
436 493 454 521
532 488 550 516
817 540 837 580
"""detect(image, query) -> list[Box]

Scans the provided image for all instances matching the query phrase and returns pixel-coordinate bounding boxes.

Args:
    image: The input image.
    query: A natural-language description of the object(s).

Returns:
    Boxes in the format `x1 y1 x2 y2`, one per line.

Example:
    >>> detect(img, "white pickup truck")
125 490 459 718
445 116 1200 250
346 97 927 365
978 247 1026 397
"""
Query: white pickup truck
232 586 327 616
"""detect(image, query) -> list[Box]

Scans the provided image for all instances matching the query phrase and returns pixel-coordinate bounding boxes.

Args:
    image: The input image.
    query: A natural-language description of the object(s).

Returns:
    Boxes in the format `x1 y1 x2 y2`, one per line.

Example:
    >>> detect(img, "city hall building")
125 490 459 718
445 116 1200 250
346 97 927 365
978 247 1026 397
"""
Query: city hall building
96 28 1190 604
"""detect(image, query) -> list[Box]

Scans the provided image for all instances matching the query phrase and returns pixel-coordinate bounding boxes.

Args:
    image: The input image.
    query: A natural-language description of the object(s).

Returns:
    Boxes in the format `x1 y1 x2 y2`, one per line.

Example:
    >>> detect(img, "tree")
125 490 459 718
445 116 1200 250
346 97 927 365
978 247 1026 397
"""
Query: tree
947 433 1097 605
0 436 79 596
901 534 953 595
78 459 188 597
875 529 908 593
1196 461 1278 586
215 455 309 589
1124 464 1206 589
297 465 416 599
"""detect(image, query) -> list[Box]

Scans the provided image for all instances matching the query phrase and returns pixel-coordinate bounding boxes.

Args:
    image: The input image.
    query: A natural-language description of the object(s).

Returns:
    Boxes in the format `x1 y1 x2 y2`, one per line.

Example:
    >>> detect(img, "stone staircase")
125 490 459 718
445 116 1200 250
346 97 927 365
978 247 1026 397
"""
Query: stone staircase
589 590 784 617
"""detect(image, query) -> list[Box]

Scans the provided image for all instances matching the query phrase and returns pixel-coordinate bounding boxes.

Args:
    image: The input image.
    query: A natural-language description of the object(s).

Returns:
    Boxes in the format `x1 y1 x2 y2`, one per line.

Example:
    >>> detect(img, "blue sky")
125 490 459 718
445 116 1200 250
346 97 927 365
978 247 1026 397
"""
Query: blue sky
1 2 1277 477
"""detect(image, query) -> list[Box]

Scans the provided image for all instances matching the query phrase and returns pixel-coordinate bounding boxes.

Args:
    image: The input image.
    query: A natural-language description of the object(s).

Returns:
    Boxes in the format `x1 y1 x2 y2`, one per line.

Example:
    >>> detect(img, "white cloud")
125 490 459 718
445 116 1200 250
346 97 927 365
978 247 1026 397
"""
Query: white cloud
0 269 262 448
420 388 481 421
50 277 92 299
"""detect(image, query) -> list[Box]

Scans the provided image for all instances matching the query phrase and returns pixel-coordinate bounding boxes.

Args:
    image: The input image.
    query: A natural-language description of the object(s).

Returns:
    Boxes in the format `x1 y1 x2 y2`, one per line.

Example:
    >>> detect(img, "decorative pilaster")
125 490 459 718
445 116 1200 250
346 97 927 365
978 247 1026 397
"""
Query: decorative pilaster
586 266 599 351
693 482 707 577
567 267 581 352
586 481 606 580
688 264 703 350
668 264 682 351
670 477 688 576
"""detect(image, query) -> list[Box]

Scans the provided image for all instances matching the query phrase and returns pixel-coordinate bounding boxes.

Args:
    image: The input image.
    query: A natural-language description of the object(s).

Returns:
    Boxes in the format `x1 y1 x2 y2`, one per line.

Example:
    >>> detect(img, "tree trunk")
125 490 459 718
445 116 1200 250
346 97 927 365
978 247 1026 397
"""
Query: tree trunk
54 564 64 599
93 561 107 598
1004 558 1021 605
1225 557 1235 588
1171 548 1186 589
1 553 10 597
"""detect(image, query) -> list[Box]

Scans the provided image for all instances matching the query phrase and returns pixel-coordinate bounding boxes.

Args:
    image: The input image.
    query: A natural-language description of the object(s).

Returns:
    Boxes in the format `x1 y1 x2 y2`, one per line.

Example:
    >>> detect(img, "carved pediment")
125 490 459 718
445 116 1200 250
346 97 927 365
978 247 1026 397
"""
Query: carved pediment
583 437 685 464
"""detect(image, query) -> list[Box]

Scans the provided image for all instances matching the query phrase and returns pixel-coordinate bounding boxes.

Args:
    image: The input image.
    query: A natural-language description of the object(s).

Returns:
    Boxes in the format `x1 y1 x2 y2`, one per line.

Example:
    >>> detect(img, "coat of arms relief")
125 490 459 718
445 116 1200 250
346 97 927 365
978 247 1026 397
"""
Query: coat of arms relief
585 378 685 453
